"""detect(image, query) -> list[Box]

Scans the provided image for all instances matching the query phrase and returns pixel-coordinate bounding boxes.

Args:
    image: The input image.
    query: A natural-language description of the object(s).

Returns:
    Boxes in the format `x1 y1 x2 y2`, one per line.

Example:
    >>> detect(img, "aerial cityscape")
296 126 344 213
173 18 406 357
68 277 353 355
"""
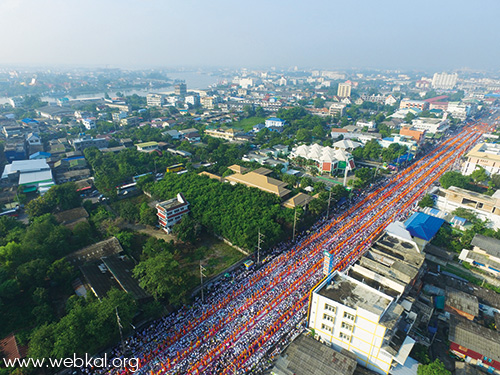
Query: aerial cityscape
1 1 500 375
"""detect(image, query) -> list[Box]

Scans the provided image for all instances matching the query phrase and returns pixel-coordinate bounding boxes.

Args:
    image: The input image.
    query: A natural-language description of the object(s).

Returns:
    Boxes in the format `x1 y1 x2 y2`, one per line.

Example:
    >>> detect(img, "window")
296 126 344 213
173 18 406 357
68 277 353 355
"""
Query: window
323 313 334 322
339 332 350 341
325 304 336 313
321 323 332 332
343 312 355 321
341 322 353 331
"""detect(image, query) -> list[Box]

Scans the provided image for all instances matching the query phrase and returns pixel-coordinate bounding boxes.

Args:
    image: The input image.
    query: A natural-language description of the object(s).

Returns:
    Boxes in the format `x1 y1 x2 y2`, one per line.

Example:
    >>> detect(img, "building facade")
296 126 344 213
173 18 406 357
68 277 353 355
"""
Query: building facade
337 83 352 98
156 193 190 233
432 72 458 90
462 143 500 176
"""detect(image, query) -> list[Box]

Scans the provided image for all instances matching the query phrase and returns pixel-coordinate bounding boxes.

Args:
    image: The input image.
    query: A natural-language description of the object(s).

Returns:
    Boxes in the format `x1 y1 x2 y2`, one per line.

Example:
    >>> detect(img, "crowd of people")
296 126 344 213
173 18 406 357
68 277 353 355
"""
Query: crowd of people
77 126 481 375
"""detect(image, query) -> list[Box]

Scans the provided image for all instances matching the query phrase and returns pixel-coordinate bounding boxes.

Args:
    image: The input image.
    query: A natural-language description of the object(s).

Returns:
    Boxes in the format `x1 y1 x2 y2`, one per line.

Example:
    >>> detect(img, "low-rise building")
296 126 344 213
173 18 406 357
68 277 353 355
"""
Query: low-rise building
459 234 500 276
399 99 429 111
435 186 500 229
411 117 449 134
291 144 355 173
449 316 500 373
71 136 108 152
156 193 190 233
399 126 426 143
329 103 347 116
265 117 286 128
82 118 96 130
146 94 165 107
462 143 500 176
225 170 291 199
136 141 160 153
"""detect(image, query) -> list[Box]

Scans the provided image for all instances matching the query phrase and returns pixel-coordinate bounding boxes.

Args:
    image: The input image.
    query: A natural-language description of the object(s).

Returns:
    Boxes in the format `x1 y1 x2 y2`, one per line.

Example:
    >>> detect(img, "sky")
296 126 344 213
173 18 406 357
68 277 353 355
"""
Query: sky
0 0 499 72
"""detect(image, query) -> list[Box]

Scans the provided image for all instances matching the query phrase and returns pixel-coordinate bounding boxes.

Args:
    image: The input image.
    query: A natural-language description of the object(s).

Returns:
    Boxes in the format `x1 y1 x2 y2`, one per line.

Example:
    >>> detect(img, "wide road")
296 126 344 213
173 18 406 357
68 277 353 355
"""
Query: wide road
106 123 487 375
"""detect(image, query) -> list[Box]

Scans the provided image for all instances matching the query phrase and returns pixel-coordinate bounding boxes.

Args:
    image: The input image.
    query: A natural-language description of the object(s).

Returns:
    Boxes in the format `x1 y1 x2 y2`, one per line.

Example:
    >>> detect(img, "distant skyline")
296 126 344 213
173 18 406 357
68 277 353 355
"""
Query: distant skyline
0 0 499 72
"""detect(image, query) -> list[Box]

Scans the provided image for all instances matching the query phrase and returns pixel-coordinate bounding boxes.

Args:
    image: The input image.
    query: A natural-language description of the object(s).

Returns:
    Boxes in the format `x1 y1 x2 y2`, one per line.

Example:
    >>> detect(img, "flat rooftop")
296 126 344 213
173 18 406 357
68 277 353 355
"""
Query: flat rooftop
318 272 392 316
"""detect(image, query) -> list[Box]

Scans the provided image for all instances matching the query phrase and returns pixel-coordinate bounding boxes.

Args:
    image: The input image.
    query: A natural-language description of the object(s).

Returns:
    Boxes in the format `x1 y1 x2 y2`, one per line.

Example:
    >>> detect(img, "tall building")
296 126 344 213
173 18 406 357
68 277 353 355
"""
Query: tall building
174 83 187 96
337 83 352 98
432 72 458 90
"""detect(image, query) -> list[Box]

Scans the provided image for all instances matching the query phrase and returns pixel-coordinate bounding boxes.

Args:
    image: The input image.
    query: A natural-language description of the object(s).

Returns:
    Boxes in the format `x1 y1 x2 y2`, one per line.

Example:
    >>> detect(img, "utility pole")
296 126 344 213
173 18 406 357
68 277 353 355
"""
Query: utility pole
326 188 333 218
257 229 265 264
200 261 206 304
115 307 125 355
343 164 349 187
293 208 298 242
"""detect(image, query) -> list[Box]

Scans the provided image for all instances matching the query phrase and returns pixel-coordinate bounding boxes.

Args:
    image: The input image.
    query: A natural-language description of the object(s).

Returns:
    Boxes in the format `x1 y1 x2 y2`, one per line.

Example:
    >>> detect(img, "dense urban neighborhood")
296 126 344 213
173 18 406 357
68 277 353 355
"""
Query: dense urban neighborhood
1 66 500 375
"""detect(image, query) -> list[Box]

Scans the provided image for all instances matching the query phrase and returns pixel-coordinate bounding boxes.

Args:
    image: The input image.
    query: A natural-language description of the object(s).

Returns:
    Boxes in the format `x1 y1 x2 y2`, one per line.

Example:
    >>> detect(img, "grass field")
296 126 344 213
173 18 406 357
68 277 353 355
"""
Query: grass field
232 116 266 132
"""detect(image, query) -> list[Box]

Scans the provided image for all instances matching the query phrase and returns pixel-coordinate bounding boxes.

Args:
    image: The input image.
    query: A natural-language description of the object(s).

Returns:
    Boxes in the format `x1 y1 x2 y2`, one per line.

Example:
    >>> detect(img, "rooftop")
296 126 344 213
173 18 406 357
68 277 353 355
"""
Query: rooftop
282 192 314 209
318 272 392 316
471 234 500 258
225 171 290 198
449 315 500 363
466 143 500 161
271 334 357 375
404 212 444 241
156 193 188 211
446 287 479 318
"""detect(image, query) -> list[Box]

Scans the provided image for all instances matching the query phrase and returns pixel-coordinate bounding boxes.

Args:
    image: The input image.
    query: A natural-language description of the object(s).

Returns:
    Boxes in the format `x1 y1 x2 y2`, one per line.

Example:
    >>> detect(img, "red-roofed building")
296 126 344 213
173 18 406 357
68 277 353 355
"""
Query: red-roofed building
0 334 26 362
424 95 449 103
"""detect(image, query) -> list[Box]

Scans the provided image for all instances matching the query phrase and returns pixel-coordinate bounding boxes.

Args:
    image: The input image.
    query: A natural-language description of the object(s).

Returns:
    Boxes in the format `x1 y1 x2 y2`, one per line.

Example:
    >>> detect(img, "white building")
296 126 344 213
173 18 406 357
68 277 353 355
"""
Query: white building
385 95 398 106
265 117 286 128
378 135 417 152
447 102 469 121
82 118 96 130
185 94 200 107
8 97 24 108
146 94 165 108
309 272 416 374
435 187 500 229
201 96 215 109
459 234 500 276
329 103 347 116
239 78 254 89
411 117 449 134
462 143 500 176
112 111 128 123
356 120 376 129
291 144 355 173
432 72 458 90
156 193 190 233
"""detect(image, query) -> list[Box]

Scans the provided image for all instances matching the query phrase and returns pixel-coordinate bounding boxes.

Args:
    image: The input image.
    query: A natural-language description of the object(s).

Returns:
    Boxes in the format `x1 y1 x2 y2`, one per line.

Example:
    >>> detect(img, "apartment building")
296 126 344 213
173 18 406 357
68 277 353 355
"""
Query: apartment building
312 229 425 374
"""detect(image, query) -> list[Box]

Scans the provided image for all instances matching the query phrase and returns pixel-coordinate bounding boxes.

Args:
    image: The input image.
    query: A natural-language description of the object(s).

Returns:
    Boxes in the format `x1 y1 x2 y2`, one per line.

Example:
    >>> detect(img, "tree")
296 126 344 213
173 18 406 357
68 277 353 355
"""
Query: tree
139 202 157 226
296 129 312 143
312 125 325 139
301 176 313 188
133 252 188 304
308 199 326 216
172 215 199 244
439 171 470 189
313 97 325 108
470 166 489 184
418 194 434 208
417 359 451 375
405 112 416 124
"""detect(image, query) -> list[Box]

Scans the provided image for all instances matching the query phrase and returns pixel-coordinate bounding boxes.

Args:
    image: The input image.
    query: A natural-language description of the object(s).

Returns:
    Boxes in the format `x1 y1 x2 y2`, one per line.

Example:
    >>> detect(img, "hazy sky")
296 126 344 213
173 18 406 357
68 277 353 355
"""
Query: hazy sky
0 0 498 71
